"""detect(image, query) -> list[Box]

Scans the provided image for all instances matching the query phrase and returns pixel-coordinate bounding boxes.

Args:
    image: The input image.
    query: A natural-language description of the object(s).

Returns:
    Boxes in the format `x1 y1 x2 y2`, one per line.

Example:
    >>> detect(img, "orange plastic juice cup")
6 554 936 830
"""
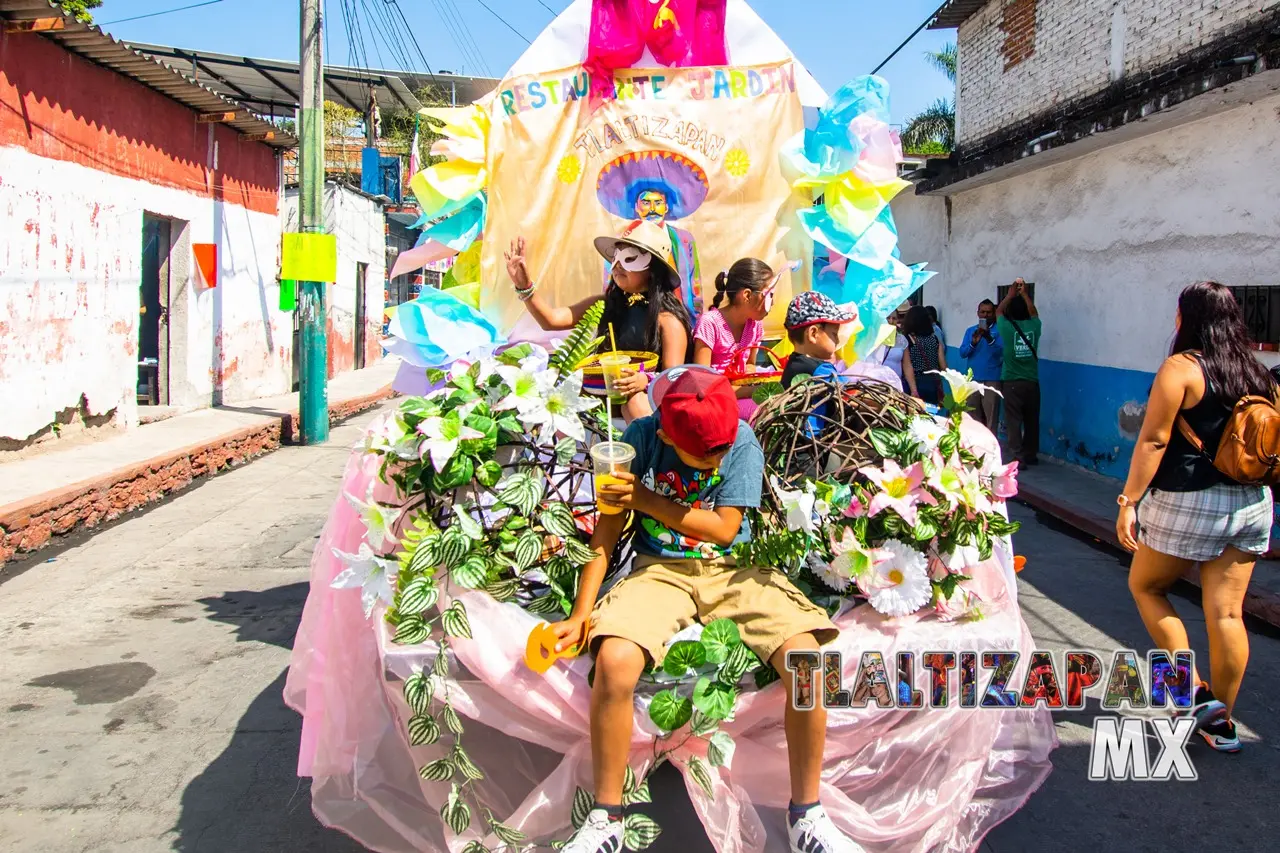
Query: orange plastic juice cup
590 441 635 516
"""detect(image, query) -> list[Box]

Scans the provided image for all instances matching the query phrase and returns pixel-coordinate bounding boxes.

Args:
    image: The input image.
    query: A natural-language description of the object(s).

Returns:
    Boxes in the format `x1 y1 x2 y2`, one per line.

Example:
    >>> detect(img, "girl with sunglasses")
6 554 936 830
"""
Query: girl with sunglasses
505 221 694 421
692 258 779 419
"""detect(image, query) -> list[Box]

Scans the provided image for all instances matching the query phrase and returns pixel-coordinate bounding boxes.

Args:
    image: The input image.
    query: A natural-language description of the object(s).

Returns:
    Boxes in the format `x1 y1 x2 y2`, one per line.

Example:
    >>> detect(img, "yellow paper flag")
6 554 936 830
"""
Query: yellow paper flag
824 174 912 240
281 233 338 282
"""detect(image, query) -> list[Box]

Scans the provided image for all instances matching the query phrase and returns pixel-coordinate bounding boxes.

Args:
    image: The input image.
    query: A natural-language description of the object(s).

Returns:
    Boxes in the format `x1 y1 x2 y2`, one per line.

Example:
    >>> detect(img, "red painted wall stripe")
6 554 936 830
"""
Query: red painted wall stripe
0 31 279 215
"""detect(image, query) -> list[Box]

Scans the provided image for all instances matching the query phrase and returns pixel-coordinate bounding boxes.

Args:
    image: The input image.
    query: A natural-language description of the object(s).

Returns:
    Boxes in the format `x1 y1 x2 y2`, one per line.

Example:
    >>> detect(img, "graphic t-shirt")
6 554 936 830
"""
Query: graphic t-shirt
997 316 1042 382
622 415 764 559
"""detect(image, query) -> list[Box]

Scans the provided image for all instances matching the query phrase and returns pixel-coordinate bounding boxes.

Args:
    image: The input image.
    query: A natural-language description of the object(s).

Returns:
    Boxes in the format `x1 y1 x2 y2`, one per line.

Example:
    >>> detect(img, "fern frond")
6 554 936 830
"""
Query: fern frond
549 301 606 374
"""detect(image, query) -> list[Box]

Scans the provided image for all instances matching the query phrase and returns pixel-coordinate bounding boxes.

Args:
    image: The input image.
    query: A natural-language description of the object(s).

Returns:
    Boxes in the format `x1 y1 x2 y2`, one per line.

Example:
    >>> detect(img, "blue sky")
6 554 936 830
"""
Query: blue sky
95 0 956 126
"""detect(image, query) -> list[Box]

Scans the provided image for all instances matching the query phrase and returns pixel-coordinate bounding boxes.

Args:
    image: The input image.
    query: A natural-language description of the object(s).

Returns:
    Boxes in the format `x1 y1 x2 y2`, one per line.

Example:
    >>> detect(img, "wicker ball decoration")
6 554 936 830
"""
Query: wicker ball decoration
751 377 926 507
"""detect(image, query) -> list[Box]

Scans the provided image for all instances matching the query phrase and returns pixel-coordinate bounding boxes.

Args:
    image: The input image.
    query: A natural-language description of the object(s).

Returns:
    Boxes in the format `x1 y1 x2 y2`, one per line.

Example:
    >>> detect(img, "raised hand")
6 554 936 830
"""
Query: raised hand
505 236 531 290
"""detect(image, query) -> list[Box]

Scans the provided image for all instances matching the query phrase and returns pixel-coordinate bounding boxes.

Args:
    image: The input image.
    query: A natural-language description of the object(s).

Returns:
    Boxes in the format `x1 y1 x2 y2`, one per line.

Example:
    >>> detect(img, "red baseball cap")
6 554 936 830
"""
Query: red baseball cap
650 366 739 459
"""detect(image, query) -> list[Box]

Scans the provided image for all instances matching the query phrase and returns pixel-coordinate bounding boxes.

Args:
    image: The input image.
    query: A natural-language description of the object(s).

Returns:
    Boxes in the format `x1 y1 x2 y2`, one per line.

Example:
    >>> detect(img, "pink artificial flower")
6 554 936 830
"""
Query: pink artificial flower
843 493 867 518
928 556 949 582
859 459 937 528
934 584 982 622
992 461 1020 499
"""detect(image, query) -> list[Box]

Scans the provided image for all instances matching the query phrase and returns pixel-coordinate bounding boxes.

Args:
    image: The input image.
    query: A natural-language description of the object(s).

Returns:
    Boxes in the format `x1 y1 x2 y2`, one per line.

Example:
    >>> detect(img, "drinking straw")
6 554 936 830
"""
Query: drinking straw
608 322 618 352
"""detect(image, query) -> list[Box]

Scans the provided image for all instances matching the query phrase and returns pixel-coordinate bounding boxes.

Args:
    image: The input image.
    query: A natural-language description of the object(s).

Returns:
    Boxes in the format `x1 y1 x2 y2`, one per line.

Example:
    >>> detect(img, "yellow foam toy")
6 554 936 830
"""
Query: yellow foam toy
524 621 584 675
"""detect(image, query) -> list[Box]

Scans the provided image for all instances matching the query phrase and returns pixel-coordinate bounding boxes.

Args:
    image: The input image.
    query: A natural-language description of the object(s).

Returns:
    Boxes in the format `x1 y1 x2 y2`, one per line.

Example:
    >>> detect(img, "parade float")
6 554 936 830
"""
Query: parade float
285 2 1057 851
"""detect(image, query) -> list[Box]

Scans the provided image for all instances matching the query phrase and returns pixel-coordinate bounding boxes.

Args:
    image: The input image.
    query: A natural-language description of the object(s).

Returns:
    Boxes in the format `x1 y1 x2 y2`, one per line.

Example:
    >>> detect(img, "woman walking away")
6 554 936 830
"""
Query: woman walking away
900 305 947 404
1117 281 1278 753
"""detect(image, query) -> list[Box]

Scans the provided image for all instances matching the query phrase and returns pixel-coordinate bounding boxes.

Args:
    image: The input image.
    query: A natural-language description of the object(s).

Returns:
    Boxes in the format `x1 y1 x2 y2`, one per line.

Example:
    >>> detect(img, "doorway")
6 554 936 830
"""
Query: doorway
138 215 172 405
354 262 368 370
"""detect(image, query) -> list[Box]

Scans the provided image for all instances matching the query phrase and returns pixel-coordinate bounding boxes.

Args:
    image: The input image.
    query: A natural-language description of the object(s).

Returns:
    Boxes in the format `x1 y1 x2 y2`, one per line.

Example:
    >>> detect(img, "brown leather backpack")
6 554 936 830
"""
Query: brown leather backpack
1178 395 1280 486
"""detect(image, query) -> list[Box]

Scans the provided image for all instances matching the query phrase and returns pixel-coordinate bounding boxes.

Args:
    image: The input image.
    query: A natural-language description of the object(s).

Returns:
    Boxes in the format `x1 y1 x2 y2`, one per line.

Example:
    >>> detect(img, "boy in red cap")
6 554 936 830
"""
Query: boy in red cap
549 367 860 853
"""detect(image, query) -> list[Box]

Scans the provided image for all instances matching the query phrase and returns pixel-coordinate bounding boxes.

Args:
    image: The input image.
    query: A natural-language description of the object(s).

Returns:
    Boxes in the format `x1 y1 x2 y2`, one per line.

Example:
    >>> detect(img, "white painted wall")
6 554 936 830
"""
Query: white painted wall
0 144 290 442
955 0 1279 145
894 91 1280 374
281 184 386 374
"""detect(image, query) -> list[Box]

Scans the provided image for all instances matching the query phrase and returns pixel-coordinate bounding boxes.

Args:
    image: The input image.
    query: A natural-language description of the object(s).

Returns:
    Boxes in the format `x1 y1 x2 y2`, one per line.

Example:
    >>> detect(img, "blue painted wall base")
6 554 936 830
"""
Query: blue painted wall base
947 345 1155 479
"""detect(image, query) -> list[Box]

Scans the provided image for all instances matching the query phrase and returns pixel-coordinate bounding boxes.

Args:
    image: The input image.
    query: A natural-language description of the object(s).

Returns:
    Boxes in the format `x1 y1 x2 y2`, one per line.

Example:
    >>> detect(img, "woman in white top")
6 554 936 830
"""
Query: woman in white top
869 304 909 385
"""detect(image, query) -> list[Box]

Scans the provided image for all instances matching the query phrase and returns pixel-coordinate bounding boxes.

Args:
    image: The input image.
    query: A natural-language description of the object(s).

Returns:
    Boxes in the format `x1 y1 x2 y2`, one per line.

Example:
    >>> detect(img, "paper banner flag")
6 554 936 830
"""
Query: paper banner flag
410 174 484 221
193 243 217 289
279 279 297 311
390 239 458 280
281 233 338 282
449 240 483 287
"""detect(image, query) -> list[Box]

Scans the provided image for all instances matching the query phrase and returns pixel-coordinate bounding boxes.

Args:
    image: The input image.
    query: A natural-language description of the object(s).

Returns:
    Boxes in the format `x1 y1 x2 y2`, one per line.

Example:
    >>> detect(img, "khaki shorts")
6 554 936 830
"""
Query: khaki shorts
589 556 838 668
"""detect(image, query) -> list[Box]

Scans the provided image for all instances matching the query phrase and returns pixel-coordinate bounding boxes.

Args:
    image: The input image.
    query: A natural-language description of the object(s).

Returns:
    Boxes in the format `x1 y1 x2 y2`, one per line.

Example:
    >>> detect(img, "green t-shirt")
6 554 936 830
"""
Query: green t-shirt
997 316 1041 382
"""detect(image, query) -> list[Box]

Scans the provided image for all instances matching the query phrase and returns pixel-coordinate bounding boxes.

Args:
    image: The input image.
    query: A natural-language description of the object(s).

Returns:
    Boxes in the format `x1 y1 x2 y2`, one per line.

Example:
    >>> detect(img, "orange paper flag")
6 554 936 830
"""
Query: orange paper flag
193 243 217 289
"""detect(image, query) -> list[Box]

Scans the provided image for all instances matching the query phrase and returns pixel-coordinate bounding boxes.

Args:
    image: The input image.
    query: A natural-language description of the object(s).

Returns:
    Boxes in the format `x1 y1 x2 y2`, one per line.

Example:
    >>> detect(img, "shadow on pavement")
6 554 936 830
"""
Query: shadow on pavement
180 583 714 851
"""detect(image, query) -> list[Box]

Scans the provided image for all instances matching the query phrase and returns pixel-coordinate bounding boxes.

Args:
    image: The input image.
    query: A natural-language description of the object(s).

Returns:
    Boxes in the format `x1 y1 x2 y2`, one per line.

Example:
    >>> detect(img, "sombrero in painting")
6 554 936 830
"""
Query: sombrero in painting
592 220 680 278
596 150 710 221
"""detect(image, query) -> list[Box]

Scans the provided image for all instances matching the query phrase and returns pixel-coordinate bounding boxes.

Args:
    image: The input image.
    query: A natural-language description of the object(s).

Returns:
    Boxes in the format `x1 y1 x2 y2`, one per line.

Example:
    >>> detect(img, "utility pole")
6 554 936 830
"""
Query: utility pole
298 0 328 444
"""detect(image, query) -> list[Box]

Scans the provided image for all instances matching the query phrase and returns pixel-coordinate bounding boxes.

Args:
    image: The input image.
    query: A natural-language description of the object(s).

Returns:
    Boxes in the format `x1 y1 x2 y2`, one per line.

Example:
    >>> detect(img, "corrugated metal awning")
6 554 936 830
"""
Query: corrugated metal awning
126 42 500 116
928 0 990 30
0 0 296 147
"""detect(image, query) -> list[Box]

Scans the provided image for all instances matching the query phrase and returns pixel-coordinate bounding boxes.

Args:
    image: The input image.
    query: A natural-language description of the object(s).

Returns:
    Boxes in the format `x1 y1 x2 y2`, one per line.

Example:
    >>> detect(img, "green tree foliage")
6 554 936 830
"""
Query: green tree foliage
380 85 457 174
901 43 957 154
60 0 103 24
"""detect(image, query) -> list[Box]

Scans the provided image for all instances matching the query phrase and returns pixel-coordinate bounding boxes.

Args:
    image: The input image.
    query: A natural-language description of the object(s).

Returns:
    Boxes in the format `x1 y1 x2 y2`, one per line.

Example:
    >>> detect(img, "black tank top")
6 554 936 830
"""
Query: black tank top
1151 354 1234 492
599 302 651 353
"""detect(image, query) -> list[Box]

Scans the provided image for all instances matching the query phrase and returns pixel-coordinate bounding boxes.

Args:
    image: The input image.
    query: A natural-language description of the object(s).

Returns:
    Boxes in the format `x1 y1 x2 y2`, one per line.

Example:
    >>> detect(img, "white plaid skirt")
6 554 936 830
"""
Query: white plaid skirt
1138 483 1273 562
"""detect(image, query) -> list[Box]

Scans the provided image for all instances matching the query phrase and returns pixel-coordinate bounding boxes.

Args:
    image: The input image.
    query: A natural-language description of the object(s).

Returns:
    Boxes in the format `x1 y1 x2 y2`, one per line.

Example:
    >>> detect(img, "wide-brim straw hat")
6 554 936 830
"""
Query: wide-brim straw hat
593 219 680 278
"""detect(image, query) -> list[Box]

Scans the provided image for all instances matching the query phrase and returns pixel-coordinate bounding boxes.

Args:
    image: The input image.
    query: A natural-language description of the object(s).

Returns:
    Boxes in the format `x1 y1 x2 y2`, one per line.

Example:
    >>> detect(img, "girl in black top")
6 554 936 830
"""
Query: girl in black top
1117 281 1277 752
899 305 948 404
505 222 694 422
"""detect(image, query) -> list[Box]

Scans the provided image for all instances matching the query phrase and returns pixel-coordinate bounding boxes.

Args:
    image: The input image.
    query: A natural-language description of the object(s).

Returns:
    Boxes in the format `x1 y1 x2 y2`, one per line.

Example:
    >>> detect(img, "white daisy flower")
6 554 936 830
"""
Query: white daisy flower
860 540 933 617
908 416 947 450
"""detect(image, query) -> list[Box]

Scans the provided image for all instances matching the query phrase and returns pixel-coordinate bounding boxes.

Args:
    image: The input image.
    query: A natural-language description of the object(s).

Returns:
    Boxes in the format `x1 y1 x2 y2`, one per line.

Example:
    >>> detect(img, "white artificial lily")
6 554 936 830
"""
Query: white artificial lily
494 359 557 414
828 527 877 584
417 413 484 473
773 477 818 535
908 416 947 451
343 484 403 548
357 413 403 454
330 543 396 618
527 372 599 443
926 368 1001 408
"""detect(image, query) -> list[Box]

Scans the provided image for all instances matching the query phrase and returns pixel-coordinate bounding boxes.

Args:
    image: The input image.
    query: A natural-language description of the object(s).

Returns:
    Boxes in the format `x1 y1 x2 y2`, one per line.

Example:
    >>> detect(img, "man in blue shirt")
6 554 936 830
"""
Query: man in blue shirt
959 299 1003 432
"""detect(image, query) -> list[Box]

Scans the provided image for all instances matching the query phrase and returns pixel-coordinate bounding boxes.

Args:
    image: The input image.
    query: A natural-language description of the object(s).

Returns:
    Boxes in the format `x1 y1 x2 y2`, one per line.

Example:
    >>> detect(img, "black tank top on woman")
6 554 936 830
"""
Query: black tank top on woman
1150 353 1234 492
600 302 651 353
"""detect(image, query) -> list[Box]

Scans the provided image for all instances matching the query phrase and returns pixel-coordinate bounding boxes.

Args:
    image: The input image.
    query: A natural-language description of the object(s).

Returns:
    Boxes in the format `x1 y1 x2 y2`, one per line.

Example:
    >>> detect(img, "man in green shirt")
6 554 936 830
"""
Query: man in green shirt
996 278 1042 465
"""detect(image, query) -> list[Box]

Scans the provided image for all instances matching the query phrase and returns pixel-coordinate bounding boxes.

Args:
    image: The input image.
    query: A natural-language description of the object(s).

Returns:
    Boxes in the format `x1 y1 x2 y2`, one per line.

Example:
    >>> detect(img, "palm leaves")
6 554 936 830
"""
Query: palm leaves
902 42 957 155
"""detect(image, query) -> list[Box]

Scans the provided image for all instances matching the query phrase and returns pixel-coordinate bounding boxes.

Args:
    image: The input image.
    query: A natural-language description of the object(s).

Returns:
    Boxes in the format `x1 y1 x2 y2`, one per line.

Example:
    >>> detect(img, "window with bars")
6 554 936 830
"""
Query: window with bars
1229 286 1280 348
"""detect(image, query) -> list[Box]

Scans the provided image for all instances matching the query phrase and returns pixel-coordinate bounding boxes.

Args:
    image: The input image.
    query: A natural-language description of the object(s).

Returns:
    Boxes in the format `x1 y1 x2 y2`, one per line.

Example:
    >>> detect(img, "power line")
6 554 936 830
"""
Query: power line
431 0 487 76
871 1 951 75
443 0 492 75
535 0 558 14
471 0 531 45
98 0 224 27
389 0 435 75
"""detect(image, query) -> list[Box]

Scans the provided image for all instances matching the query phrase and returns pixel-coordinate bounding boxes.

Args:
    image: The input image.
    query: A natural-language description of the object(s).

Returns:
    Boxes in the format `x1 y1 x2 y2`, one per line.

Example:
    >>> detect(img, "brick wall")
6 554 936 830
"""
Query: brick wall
955 0 1279 145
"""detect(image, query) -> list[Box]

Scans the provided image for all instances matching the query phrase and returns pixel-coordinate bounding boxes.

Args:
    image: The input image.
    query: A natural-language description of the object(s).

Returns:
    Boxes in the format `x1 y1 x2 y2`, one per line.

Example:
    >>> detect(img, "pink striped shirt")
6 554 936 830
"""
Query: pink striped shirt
693 308 763 372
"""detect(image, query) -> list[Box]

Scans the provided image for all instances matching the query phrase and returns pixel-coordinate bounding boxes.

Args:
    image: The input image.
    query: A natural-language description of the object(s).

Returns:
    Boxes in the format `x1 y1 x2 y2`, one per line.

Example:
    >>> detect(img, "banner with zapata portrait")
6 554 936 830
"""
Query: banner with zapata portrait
479 62 813 338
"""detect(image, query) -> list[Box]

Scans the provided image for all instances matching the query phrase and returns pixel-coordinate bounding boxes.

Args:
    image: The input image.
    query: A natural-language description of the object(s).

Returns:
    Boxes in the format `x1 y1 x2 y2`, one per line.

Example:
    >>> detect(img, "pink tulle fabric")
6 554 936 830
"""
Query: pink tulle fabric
585 0 729 103
285 422 1057 852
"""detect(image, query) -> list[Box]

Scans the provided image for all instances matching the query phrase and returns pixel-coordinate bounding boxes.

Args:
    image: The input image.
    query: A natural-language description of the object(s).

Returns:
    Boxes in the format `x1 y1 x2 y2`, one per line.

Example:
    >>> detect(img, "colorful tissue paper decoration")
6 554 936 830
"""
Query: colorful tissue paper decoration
584 0 729 104
382 286 504 371
395 105 492 282
782 75 935 359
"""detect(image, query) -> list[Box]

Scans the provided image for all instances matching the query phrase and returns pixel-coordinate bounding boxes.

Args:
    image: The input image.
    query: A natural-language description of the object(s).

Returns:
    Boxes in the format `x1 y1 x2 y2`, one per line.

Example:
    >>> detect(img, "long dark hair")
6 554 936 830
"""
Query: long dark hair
712 258 773 310
1170 281 1275 401
902 305 935 338
598 262 694 362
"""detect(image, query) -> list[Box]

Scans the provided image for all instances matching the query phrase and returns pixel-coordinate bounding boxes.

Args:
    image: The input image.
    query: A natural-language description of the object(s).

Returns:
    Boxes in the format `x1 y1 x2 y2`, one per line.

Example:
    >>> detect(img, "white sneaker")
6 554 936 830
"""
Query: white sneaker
789 805 866 853
563 809 624 853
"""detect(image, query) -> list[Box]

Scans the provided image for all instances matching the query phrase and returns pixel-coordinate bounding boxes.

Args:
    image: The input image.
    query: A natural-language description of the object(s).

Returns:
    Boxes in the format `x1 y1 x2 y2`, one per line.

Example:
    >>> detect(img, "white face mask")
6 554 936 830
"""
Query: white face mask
613 245 652 272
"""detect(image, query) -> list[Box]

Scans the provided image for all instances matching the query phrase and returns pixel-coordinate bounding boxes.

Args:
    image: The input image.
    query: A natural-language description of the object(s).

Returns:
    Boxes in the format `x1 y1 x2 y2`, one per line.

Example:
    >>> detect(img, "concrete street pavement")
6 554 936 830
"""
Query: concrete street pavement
1 403 1277 851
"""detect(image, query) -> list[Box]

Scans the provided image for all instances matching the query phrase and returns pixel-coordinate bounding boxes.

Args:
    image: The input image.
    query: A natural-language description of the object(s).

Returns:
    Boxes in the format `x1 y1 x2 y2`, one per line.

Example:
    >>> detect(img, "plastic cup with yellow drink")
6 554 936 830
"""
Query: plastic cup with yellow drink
597 352 631 401
590 441 635 516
